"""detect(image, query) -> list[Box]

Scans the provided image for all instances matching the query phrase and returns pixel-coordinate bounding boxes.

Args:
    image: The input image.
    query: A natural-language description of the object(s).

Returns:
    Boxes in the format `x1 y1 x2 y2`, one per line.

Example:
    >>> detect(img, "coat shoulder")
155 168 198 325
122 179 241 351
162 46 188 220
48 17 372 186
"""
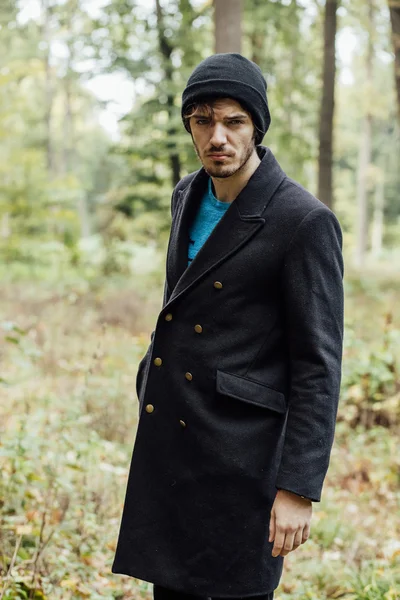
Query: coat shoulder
274 176 342 230
279 176 330 213
271 177 343 260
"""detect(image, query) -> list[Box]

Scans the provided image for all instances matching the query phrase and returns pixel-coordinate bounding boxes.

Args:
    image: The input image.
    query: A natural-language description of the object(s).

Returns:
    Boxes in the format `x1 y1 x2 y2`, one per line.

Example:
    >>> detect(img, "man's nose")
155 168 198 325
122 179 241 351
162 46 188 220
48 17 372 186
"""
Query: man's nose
209 123 227 147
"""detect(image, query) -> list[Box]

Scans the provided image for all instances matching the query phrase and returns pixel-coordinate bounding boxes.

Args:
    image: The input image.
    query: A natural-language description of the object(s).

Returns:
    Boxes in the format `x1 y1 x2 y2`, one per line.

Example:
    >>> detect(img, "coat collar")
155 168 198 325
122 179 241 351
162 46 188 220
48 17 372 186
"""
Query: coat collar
230 145 287 217
165 146 286 307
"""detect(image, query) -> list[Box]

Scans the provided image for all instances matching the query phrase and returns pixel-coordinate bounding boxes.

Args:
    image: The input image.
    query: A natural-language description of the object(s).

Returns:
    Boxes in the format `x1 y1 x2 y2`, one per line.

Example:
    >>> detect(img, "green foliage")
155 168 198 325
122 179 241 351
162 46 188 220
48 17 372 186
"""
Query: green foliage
348 561 400 600
0 283 154 598
341 316 399 427
0 0 116 253
339 272 400 428
0 0 398 257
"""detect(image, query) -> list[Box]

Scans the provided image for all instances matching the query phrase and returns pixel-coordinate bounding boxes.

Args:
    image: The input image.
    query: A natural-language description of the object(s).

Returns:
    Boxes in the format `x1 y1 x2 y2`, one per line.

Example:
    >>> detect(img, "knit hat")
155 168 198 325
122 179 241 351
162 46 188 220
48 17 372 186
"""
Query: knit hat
181 53 271 145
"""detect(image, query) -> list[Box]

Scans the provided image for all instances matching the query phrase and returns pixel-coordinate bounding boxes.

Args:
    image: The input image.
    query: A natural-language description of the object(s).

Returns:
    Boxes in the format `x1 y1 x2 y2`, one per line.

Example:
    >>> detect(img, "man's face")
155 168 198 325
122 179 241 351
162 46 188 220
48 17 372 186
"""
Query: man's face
189 98 257 179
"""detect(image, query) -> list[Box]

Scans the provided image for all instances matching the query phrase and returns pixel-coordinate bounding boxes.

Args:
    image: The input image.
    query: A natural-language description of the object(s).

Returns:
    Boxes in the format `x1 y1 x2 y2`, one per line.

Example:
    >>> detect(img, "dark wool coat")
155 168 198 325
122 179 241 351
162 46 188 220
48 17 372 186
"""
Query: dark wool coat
111 146 344 597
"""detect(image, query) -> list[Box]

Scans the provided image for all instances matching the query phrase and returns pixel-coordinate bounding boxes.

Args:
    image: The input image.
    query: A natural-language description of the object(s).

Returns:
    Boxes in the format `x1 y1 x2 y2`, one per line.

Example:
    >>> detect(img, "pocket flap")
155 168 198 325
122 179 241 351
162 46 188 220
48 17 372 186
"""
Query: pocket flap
216 370 287 414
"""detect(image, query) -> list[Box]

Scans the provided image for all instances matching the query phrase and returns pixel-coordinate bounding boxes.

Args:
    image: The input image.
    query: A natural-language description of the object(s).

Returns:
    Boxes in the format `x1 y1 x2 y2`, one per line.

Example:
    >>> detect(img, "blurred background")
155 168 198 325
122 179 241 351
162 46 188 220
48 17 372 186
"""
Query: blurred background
0 0 399 599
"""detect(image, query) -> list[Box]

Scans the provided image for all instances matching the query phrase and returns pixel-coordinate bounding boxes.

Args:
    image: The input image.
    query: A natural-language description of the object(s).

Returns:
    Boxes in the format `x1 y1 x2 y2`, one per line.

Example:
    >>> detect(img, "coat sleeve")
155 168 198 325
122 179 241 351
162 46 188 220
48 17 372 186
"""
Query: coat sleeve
275 206 344 502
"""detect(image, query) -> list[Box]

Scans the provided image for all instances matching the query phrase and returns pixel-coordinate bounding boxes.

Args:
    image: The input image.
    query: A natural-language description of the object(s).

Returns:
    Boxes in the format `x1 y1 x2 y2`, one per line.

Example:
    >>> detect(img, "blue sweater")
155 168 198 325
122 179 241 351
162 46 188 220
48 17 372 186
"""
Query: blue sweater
188 177 230 266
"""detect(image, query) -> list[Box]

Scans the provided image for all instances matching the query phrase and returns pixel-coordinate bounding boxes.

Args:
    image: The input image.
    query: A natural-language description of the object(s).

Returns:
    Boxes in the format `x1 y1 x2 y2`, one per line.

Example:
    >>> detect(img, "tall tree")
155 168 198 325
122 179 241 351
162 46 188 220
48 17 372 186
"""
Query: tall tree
214 0 242 53
355 0 375 268
249 0 264 65
388 0 400 122
317 0 338 209
57 0 92 237
155 0 181 186
371 164 385 257
40 0 55 176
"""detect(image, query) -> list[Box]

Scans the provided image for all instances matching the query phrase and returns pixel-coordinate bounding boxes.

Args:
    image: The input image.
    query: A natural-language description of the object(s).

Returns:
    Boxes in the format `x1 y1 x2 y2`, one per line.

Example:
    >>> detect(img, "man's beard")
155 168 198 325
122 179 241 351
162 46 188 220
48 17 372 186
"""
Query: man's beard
193 138 256 179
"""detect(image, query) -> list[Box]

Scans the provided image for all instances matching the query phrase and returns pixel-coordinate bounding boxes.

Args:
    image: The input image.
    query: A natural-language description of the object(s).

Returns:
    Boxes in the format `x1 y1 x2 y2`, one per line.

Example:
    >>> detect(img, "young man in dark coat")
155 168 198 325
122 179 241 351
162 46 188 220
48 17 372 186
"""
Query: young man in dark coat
111 53 344 600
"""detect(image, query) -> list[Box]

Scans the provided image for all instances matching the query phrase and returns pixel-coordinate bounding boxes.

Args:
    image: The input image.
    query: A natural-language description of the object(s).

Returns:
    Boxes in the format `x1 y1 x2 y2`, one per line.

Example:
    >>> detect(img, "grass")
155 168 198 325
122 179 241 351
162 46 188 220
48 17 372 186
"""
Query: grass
0 267 399 600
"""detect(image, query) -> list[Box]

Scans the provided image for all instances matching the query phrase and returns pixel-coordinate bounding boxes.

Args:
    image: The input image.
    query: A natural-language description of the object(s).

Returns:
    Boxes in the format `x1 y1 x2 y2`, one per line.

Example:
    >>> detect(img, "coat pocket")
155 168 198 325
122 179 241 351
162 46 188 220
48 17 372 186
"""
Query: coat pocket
216 370 287 414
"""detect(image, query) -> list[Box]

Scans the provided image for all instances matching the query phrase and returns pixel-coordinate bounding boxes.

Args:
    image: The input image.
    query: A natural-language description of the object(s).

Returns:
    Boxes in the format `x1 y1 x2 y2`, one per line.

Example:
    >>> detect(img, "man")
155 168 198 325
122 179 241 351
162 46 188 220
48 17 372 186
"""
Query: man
111 53 344 600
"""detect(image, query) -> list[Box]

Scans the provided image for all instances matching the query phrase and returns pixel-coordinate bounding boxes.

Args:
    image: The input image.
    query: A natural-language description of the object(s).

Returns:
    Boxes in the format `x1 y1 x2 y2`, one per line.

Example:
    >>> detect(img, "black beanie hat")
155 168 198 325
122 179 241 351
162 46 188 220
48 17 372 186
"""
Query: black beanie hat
181 53 271 145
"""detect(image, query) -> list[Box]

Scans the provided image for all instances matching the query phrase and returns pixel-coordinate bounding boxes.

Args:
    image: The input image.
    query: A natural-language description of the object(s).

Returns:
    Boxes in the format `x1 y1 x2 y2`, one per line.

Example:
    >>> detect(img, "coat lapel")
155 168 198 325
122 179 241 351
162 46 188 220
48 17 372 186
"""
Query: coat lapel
165 146 286 307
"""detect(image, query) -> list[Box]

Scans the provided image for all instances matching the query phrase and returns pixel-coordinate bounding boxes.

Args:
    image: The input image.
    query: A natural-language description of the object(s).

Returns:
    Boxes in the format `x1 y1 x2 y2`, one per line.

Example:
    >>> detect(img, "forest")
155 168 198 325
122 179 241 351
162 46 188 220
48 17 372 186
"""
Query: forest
0 0 399 599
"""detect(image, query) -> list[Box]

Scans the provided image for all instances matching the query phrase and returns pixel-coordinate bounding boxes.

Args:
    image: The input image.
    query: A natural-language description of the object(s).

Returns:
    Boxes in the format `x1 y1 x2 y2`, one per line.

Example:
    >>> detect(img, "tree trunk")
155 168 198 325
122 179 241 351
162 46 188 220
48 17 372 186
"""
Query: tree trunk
371 169 385 257
41 0 55 176
214 0 242 53
317 0 338 209
355 115 372 267
248 0 265 65
155 0 181 187
388 1 400 123
63 0 76 177
62 63 73 174
355 1 374 269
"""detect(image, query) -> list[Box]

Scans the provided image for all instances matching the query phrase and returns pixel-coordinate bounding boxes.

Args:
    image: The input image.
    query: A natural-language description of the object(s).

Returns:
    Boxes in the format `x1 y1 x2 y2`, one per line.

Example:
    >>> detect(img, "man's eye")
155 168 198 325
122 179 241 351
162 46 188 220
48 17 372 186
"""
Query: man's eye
229 120 244 125
196 119 209 125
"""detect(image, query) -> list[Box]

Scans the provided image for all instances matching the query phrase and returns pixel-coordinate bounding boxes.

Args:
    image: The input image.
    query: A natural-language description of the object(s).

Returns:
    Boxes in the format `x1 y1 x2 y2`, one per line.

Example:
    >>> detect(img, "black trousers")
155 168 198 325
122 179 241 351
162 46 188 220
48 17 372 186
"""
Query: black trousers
153 585 274 600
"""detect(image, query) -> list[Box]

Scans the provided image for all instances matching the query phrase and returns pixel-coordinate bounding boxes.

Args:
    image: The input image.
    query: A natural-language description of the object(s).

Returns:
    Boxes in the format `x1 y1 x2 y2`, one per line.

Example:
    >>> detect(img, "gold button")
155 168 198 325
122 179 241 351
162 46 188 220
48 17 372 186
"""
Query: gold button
179 420 186 427
165 313 173 321
154 357 162 366
213 281 223 289
145 404 154 413
185 372 193 381
194 324 203 333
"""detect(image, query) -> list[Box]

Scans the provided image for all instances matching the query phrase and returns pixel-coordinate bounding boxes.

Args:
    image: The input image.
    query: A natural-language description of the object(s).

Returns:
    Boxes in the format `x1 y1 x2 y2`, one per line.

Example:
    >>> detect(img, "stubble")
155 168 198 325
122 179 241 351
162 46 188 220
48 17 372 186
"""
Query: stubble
193 138 256 179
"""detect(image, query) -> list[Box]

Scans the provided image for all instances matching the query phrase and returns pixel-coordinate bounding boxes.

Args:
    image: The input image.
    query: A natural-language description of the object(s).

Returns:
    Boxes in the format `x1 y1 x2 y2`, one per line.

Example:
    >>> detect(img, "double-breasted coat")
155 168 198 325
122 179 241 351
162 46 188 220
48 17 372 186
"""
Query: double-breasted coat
111 146 344 597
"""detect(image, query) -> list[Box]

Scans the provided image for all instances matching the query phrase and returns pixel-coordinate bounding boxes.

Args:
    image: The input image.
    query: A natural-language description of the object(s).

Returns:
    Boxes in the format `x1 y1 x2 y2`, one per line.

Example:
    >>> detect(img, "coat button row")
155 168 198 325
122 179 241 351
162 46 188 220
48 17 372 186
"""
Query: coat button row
164 315 203 334
145 404 186 427
161 280 221 332
153 359 193 381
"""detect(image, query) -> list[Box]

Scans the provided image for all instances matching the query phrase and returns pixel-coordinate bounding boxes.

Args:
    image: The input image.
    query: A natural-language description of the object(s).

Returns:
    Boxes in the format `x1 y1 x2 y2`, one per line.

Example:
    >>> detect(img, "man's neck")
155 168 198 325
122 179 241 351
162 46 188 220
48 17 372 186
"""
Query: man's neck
211 149 261 203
